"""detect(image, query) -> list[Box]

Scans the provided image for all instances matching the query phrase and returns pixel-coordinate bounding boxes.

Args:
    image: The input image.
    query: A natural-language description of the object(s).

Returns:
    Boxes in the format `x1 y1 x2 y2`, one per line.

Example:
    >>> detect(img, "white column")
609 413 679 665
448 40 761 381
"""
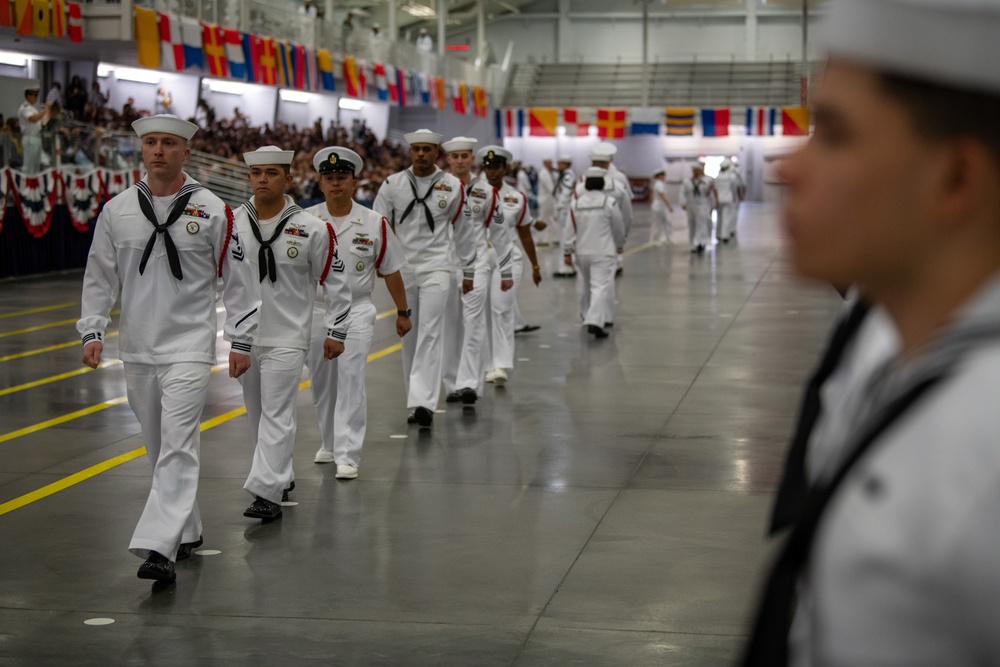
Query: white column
476 0 486 68
437 0 447 58
557 0 571 63
388 0 397 43
745 0 758 61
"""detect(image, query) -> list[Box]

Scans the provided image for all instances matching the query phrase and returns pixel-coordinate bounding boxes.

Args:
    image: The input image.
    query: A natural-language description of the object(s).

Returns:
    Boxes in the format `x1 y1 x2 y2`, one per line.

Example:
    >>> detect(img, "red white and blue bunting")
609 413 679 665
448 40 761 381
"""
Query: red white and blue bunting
0 167 142 237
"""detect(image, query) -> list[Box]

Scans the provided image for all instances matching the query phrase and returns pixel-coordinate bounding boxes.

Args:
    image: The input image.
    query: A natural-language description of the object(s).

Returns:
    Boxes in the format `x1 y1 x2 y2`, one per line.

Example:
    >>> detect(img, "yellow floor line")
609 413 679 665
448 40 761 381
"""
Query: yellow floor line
0 360 124 397
375 308 395 320
0 302 76 320
0 363 227 445
0 345 402 516
0 310 119 339
623 241 657 257
0 331 120 364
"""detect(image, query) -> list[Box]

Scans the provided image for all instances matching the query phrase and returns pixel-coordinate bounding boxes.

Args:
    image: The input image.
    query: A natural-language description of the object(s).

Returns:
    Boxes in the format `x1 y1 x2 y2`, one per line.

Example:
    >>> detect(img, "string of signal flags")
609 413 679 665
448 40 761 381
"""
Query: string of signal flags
496 107 810 139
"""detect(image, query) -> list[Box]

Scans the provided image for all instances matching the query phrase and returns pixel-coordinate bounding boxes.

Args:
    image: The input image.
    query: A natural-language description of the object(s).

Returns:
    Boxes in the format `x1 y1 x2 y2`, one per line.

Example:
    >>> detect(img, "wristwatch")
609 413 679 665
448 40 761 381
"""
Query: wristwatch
398 309 412 317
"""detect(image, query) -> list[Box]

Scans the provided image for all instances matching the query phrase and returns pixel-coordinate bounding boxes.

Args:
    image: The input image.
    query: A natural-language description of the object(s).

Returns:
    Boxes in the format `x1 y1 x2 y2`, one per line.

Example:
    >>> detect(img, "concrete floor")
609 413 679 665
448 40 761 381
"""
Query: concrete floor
0 203 843 666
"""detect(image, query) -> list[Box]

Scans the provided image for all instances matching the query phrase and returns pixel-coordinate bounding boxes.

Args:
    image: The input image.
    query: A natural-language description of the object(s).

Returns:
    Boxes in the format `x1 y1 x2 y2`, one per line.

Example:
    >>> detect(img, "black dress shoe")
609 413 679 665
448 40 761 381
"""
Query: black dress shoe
413 406 433 427
244 496 282 522
604 322 614 328
282 481 295 502
446 390 464 403
615 267 623 277
137 551 175 582
407 411 418 424
514 324 541 334
460 388 477 405
176 537 203 561
587 324 609 339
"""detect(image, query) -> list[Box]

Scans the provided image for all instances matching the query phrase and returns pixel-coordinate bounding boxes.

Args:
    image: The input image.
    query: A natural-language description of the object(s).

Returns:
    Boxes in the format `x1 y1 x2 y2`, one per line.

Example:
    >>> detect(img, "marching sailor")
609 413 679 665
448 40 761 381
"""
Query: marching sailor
680 163 718 254
552 156 577 277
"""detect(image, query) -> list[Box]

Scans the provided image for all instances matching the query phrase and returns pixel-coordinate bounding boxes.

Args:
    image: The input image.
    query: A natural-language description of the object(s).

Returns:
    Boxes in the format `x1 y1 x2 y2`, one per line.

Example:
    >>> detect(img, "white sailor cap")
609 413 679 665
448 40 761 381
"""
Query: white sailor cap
557 155 572 163
477 145 512 165
404 128 444 146
721 159 733 169
23 82 40 93
594 141 618 158
313 146 363 176
441 136 478 153
820 0 1000 94
243 145 295 166
652 168 666 177
584 167 607 179
132 114 199 140
589 146 615 162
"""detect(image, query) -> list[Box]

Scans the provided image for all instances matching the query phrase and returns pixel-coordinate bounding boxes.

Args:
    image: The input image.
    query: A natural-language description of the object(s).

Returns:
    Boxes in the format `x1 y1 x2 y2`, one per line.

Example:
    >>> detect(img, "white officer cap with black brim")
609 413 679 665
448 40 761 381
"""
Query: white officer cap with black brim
557 155 572 164
243 145 295 166
132 114 199 140
584 167 607 179
477 145 512 167
820 0 1000 95
404 128 444 146
589 146 615 162
594 141 618 158
314 146 363 176
441 136 478 153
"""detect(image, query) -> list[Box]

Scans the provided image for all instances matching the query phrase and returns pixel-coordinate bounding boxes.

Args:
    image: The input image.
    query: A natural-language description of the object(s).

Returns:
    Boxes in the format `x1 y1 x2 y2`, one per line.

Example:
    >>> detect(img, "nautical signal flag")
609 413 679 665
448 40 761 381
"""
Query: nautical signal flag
529 108 558 136
397 67 408 106
134 6 160 69
453 82 468 115
496 108 524 138
159 12 184 71
201 23 227 78
180 17 204 71
258 37 277 85
700 108 730 137
15 0 30 35
68 1 82 42
746 107 776 135
0 0 11 27
629 108 661 136
224 28 245 80
472 86 487 117
665 108 695 136
343 57 361 97
318 48 335 91
32 0 49 37
52 0 65 38
597 108 626 139
781 106 810 136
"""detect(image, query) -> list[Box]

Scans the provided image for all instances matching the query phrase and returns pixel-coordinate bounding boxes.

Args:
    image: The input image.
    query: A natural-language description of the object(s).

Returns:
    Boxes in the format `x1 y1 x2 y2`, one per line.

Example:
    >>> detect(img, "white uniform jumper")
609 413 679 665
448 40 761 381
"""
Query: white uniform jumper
17 99 43 174
650 179 672 244
442 178 476 397
680 174 716 249
455 180 517 394
553 168 576 273
373 167 474 412
235 195 352 504
568 190 625 329
714 168 743 241
535 167 556 245
304 200 406 468
78 173 259 561
489 187 533 373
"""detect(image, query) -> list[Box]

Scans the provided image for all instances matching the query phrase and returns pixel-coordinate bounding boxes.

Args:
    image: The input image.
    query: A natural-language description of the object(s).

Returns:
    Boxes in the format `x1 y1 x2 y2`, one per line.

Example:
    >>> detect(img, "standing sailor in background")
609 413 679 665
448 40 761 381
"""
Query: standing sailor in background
649 168 675 245
715 159 744 243
18 84 50 175
567 167 625 339
235 146 352 523
680 163 718 254
305 147 410 481
553 156 577 277
535 158 556 246
373 129 475 428
78 114 259 582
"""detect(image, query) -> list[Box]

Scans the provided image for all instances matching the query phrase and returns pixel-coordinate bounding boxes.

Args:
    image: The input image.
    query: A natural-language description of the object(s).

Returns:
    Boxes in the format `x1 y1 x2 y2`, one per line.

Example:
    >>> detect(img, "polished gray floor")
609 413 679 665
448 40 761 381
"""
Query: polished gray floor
0 204 843 665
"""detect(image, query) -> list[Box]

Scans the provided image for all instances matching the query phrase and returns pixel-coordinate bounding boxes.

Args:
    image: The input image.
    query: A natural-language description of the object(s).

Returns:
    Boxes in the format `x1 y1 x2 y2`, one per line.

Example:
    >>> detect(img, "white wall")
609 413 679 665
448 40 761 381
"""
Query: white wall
199 81 278 128
389 107 494 147
338 100 390 141
276 92 340 132
100 69 200 120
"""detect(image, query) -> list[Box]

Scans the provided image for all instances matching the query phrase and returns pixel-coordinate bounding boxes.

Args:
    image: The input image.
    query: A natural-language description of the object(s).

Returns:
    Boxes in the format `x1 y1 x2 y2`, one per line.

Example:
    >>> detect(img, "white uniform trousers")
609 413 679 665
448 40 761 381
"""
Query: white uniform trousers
649 208 671 244
688 205 712 248
490 251 520 371
307 299 376 468
123 361 210 561
555 206 575 274
455 265 492 394
440 270 464 396
21 135 42 175
241 346 308 504
577 255 617 328
718 202 738 239
401 266 451 411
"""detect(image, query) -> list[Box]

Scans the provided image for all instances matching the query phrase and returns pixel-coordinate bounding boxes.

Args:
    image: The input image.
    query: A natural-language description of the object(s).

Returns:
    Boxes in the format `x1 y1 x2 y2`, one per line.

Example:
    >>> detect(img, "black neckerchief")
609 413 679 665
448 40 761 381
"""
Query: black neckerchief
554 169 566 196
743 314 1000 666
398 169 445 231
136 180 202 280
244 199 303 283
768 300 871 534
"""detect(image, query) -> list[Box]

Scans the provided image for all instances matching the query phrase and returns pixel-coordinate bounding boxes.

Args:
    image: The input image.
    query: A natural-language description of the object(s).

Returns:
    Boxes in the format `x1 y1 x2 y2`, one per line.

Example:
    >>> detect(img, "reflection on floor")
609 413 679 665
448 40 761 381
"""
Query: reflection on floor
0 203 843 665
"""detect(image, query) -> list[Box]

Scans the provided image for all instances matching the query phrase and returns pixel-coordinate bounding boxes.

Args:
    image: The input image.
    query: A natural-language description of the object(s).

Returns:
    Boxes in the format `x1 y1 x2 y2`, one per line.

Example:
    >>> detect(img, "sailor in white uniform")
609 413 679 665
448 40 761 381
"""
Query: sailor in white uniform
304 147 410 480
714 158 744 242
450 146 517 402
742 1 1000 664
535 158 556 246
235 146 352 522
552 156 577 277
372 129 476 428
78 114 259 582
567 167 624 339
649 168 675 245
680 163 718 254
440 136 478 401
17 84 50 175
